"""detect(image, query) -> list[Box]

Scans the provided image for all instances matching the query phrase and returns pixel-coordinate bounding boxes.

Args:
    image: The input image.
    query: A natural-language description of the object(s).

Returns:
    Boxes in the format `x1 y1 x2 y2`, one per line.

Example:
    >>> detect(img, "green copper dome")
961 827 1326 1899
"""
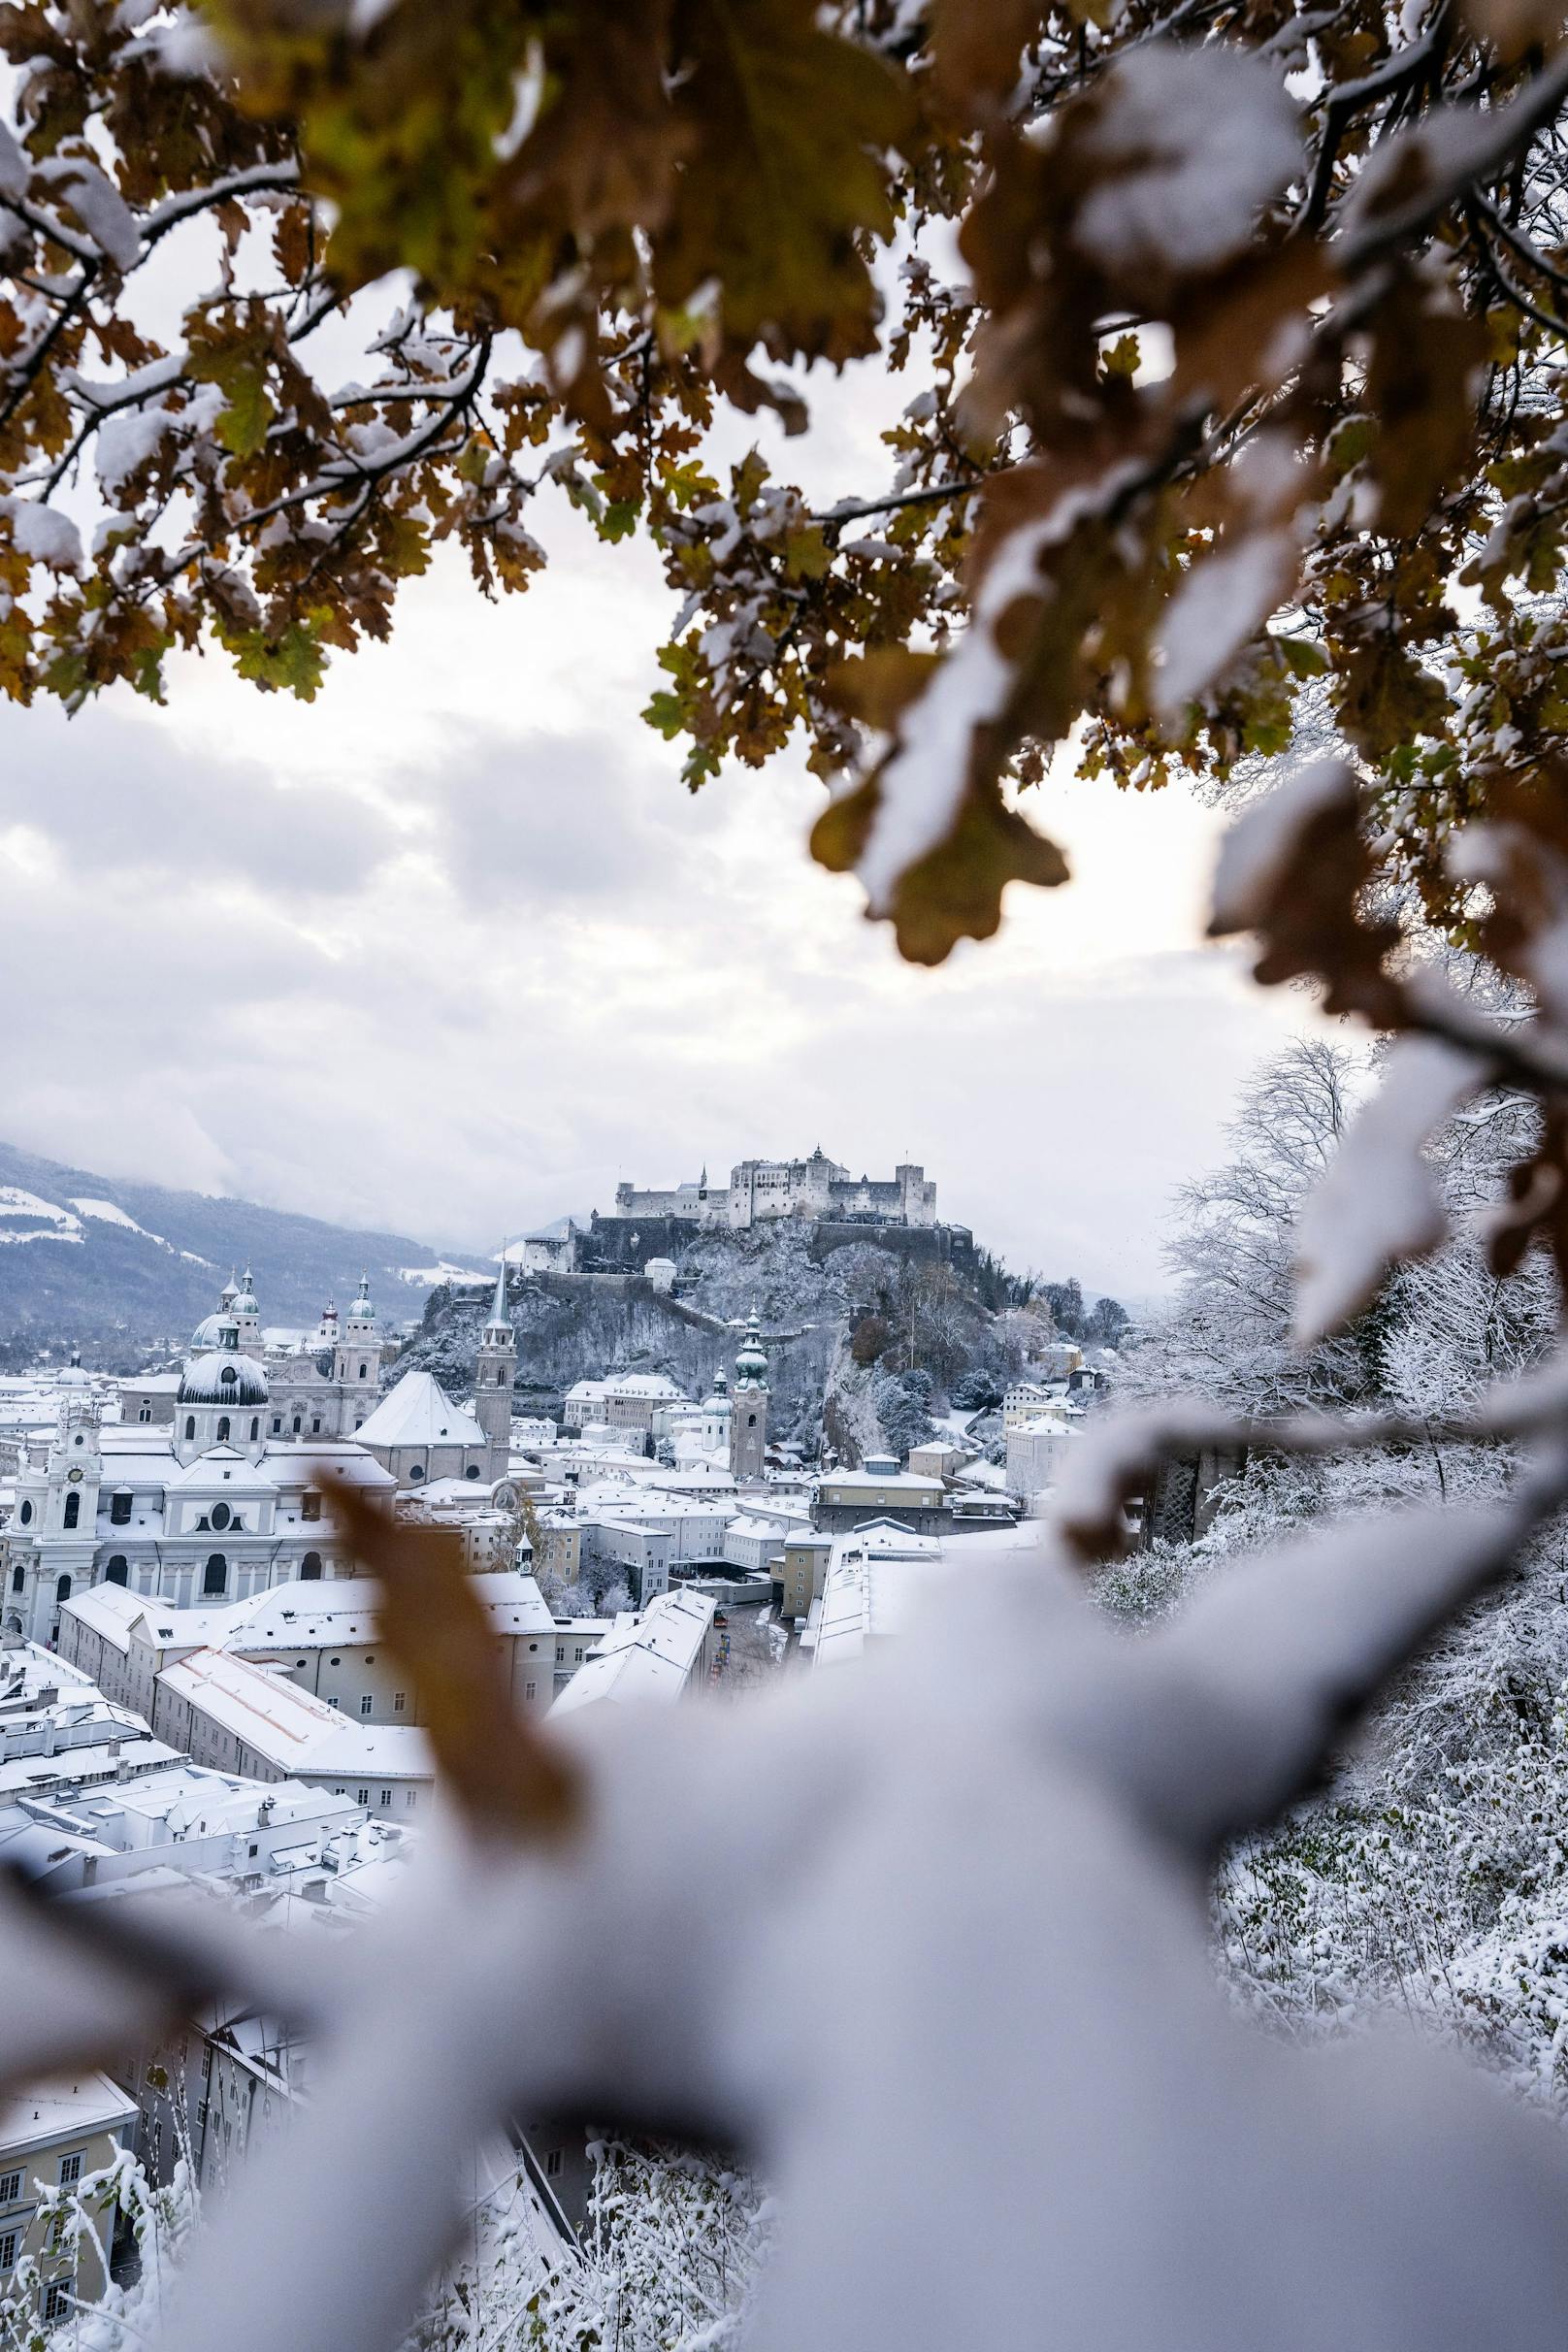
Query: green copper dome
734 1313 768 1388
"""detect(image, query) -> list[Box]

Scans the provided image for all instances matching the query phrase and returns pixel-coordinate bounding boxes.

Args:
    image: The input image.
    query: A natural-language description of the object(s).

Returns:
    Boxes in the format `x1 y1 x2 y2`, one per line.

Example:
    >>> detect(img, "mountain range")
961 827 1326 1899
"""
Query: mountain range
0 1137 490 1363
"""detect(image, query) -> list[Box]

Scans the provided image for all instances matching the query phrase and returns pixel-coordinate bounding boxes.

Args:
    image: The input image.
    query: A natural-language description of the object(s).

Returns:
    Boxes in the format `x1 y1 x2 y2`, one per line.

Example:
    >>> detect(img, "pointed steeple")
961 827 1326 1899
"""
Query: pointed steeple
487 1247 510 1336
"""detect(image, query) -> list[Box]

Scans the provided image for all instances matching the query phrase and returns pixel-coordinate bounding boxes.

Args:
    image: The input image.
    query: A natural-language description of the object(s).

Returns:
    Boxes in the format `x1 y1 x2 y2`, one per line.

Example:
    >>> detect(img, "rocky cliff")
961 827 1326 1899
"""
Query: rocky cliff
400 1218 1012 1457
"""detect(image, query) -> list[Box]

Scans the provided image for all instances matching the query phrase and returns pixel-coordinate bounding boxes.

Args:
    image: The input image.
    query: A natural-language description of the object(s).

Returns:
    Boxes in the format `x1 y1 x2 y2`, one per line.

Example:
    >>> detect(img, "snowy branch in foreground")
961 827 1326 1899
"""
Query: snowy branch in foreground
10 1447 1568 2352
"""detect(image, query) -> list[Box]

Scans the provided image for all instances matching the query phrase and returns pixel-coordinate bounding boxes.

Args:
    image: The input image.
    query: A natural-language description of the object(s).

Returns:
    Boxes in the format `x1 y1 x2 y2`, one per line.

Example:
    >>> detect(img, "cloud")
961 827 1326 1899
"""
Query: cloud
0 523 1318 1306
391 722 732 914
0 700 394 898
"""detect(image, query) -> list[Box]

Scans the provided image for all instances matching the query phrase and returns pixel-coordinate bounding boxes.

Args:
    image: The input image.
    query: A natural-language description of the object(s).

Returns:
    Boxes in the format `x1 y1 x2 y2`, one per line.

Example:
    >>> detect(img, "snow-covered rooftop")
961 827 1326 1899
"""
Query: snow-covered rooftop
549 1588 715 1717
354 1370 485 1451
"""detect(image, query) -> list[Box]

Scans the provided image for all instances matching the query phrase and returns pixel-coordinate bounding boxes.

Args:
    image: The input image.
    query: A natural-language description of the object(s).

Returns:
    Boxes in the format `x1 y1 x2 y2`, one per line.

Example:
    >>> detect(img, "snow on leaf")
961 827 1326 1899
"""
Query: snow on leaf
1208 759 1358 935
1292 1035 1486 1344
0 121 27 202
1071 45 1302 284
1154 530 1297 719
2 499 84 573
42 158 142 273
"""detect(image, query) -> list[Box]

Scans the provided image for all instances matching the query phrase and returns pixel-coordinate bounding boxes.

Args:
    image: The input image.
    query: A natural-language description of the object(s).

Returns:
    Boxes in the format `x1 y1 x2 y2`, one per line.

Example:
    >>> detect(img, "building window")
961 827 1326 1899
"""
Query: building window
393 1691 406 1712
356 1787 369 1806
138 1404 151 1423
17 1501 30 1526
408 1463 424 1482
250 1418 260 1441
110 1492 131 1524
184 1417 196 1442
378 1787 390 1806
215 1417 230 1443
44 2282 71 2325
544 2149 563 2178
292 1418 302 1436
0 2233 14 2271
106 1556 128 1586
210 1502 231 1533
300 1552 322 1580
9 1566 20 1594
359 1695 372 1716
301 1492 321 1522
272 1419 282 1435
62 1490 80 1529
405 1789 416 1810
0 2172 19 2205
58 2153 82 2187
203 1554 227 1597
359 1362 368 1380
55 1574 71 1604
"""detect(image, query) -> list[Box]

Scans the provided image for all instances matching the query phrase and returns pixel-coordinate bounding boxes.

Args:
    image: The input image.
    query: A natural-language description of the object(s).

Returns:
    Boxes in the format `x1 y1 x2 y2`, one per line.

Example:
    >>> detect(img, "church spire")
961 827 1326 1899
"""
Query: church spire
487 1247 510 1333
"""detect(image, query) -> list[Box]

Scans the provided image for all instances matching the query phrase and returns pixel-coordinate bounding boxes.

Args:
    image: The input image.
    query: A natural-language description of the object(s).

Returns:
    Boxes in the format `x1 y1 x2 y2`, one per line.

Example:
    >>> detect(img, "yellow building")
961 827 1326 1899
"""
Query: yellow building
0 2074 138 2326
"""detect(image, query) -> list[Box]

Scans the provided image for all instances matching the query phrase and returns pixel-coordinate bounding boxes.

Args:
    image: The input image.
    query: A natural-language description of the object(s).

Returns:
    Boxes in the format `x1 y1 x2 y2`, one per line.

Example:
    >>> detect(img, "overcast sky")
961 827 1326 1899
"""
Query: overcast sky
0 343 1312 1304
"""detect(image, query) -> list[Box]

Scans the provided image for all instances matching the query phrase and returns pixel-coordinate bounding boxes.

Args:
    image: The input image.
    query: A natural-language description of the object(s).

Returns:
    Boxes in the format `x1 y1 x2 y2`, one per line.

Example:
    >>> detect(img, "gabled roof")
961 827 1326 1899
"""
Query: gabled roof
353 1371 484 1452
549 1588 715 1716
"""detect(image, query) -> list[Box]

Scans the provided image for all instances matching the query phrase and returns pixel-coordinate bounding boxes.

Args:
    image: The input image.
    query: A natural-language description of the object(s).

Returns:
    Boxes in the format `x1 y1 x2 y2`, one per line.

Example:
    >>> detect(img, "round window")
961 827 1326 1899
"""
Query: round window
210 1501 231 1532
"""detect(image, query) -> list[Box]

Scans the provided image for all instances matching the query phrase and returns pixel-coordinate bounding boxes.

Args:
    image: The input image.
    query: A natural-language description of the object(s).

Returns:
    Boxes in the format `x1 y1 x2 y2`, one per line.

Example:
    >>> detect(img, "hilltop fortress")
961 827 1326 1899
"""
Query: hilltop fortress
609 1149 937 1232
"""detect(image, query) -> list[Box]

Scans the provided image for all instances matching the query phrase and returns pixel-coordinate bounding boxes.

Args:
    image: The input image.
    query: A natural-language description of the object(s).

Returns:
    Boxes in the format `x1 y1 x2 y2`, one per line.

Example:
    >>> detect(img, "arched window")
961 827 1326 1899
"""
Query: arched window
300 1552 322 1581
54 1574 71 1604
62 1490 80 1529
18 1500 31 1526
184 1417 196 1441
250 1418 260 1441
203 1554 227 1596
359 1362 368 1380
10 1565 21 1593
105 1556 128 1586
292 1416 302 1435
216 1417 230 1443
747 1413 757 1427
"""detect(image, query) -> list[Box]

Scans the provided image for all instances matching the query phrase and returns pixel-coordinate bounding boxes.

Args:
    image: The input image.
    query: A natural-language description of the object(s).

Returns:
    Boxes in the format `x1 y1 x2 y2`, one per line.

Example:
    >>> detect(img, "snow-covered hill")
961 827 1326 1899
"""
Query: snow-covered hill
0 1138 455 1362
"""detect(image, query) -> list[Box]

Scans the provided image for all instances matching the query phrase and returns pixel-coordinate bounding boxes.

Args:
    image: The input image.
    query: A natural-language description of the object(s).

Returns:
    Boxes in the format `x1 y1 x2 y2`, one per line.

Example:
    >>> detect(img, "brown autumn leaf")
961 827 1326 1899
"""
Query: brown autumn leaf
930 0 1047 117
1207 760 1405 1025
1363 278 1487 539
812 772 1069 964
651 0 914 366
333 1485 585 1846
1457 0 1568 59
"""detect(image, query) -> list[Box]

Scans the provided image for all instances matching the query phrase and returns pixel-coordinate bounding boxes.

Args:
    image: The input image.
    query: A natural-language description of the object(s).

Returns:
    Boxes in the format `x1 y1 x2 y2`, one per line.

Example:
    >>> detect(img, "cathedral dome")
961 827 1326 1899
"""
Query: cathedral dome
191 1311 229 1349
179 1350 270 1407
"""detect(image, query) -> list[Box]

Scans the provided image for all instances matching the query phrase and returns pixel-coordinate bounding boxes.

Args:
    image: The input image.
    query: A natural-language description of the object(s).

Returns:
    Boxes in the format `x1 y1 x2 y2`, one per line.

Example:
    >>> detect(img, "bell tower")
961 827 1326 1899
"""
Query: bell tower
729 1312 769 1485
335 1273 381 1433
474 1255 516 1484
